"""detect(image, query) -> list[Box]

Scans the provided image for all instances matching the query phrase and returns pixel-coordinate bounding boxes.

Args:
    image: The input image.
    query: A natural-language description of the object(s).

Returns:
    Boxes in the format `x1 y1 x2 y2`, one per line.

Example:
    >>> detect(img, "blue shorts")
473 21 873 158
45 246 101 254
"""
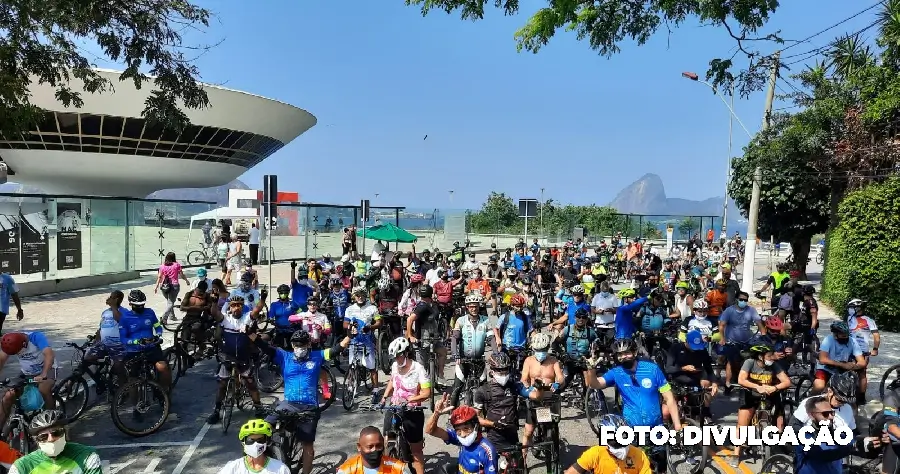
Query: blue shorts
88 343 125 361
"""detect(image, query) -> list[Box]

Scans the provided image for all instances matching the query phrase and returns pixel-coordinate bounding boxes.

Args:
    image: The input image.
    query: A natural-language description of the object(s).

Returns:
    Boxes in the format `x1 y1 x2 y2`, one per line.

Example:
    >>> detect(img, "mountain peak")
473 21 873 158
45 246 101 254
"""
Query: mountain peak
609 174 668 214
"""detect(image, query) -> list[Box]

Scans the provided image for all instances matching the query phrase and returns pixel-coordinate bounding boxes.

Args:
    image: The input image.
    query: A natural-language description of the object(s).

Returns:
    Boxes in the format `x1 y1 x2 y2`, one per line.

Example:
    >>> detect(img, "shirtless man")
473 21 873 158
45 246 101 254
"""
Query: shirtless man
519 332 563 459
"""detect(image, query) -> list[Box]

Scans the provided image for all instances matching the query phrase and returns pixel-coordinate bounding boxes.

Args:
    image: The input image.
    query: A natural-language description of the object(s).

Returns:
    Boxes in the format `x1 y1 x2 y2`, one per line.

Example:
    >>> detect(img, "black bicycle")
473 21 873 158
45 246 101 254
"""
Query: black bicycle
372 403 423 464
528 381 562 474
376 309 404 375
343 341 373 411
451 357 485 407
110 339 171 437
666 384 712 474
0 377 65 454
52 335 122 422
266 405 316 474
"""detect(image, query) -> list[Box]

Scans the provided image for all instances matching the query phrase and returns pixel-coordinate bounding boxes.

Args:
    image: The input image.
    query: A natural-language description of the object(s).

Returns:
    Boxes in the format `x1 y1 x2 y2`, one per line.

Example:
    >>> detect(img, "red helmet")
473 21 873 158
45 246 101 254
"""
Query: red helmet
1 332 28 355
765 317 784 331
510 294 526 306
410 274 425 284
789 270 801 278
449 405 478 426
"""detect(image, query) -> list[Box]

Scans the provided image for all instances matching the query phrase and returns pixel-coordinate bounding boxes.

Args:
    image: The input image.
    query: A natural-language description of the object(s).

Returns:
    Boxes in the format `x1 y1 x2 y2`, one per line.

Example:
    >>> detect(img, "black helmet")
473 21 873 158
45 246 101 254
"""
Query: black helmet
418 285 433 298
575 308 590 319
802 285 816 296
128 289 147 306
290 330 311 346
490 243 497 249
488 352 511 370
29 409 66 435
828 371 857 404
307 297 320 306
612 339 637 354
276 284 291 294
241 272 253 282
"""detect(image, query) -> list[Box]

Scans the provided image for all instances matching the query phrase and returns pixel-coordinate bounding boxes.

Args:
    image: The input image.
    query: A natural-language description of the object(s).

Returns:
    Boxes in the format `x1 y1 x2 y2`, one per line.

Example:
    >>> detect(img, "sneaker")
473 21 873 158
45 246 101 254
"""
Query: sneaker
207 411 220 424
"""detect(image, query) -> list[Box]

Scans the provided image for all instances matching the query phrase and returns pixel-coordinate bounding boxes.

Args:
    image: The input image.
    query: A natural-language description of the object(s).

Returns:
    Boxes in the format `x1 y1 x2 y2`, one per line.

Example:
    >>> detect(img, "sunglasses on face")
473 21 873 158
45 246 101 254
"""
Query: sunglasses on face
35 428 65 443
816 410 835 418
243 436 268 445
738 298 749 302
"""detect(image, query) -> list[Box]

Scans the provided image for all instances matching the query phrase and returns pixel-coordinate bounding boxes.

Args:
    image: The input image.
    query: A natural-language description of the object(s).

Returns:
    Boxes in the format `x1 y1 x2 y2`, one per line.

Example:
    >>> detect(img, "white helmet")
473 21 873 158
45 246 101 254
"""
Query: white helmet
376 276 391 290
352 285 368 297
530 332 551 351
693 299 708 310
465 293 484 305
571 284 585 295
847 298 865 308
323 253 332 259
388 337 410 357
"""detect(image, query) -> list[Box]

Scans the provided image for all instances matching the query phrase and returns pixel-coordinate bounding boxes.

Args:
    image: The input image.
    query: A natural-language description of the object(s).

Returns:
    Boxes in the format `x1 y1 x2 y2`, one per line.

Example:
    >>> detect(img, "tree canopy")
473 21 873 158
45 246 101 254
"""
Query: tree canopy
0 0 213 138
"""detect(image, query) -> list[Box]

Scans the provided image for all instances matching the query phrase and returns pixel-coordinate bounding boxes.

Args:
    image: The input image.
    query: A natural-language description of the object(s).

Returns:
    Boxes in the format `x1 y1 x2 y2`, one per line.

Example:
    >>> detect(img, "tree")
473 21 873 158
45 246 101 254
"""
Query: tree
405 0 784 95
468 192 520 234
677 217 699 240
0 0 213 138
643 221 662 239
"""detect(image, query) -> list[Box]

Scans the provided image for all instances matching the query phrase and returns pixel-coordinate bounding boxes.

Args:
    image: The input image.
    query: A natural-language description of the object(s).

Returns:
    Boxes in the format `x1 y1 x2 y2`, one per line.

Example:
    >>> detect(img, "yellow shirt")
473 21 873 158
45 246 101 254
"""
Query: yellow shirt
574 446 652 474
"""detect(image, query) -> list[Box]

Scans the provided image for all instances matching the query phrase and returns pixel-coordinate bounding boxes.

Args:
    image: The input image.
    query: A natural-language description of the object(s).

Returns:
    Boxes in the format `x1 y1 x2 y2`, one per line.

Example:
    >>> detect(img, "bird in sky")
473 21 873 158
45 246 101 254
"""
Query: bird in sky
423 135 428 140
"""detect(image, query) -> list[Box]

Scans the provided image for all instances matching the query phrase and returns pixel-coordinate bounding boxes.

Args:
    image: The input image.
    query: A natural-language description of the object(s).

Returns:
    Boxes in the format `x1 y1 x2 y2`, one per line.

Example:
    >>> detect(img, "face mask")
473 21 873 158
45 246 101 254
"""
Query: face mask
243 441 267 458
493 374 509 385
458 431 478 447
608 445 629 460
362 449 383 467
396 356 408 368
534 352 547 363
848 308 857 317
599 292 610 298
356 301 365 307
695 313 707 320
620 359 636 370
294 348 309 359
764 360 773 367
737 301 748 309
38 436 66 457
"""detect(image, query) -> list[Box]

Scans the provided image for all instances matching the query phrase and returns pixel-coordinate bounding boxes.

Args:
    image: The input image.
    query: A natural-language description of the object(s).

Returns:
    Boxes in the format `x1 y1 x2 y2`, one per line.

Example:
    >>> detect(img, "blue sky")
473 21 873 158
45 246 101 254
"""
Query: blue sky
87 1 882 209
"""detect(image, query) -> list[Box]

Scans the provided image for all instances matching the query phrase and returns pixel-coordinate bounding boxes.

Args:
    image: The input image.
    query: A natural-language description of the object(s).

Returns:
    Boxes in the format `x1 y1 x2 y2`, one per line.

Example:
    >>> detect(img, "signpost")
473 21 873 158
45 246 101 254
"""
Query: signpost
518 199 538 243
361 199 370 259
263 175 277 286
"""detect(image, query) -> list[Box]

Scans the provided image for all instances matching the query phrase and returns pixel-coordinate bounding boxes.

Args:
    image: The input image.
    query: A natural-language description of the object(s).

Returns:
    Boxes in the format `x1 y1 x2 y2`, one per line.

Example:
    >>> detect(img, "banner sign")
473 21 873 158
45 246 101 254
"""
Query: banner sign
56 202 83 270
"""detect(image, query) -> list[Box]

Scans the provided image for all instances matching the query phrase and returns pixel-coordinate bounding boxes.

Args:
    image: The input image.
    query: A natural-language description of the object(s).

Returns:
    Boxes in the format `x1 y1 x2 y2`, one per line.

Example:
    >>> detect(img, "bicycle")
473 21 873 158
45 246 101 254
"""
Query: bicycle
371 403 423 464
450 357 485 407
734 387 778 463
218 354 256 434
495 441 527 474
265 405 316 474
0 377 64 454
759 453 793 474
417 335 445 412
376 309 404 375
186 242 217 266
110 339 171 437
343 341 374 411
52 335 122 422
527 381 563 474
666 384 712 474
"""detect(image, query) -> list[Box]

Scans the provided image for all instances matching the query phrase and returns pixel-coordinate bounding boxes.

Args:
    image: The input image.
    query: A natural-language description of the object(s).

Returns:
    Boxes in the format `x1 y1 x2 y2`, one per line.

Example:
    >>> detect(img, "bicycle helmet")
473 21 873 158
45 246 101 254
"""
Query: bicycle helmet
675 281 689 290
240 272 253 283
692 299 708 310
290 330 311 347
449 405 478 426
491 243 497 249
410 274 425 284
128 289 147 306
847 298 865 308
228 294 245 304
617 288 636 299
307 297 320 307
765 317 784 331
0 332 28 355
598 413 628 430
465 294 484 305
488 352 511 371
611 338 637 355
509 294 526 307
376 276 391 291
571 285 585 295
388 337 410 357
748 345 772 357
830 320 850 334
276 284 291 295
418 285 433 298
238 419 273 440
802 285 816 296
530 332 551 351
828 371 857 404
28 409 66 435
352 285 368 297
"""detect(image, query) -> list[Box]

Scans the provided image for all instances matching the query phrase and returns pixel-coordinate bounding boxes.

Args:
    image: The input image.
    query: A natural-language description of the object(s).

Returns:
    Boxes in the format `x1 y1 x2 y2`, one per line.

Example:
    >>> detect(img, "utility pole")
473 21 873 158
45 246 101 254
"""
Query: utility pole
723 83 734 235
741 51 780 293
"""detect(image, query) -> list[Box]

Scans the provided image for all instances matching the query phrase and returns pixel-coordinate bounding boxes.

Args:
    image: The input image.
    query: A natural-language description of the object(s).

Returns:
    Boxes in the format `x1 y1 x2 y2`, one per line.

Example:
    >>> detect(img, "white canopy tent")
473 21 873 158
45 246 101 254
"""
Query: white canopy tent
185 207 259 255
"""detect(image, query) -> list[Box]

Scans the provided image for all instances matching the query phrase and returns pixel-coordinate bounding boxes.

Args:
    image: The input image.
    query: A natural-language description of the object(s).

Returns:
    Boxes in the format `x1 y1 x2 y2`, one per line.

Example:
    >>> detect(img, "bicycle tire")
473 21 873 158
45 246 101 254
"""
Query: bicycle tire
187 250 207 266
222 377 235 433
110 378 170 437
816 252 824 265
881 363 900 399
5 421 29 455
269 443 288 465
53 375 90 423
584 388 610 435
257 358 284 393
377 331 391 375
546 424 561 474
319 366 336 411
163 347 182 389
429 359 437 412
342 367 357 411
794 375 813 402
668 418 709 474
758 453 792 474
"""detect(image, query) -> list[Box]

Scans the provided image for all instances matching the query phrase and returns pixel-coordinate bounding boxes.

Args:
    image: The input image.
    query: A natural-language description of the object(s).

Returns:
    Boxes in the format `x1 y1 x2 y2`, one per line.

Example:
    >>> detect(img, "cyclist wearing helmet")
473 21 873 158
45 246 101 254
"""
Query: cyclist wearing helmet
450 293 490 407
8 409 100 474
791 371 858 431
613 288 648 340
847 298 879 399
345 286 382 388
552 284 590 328
337 426 412 474
83 290 128 389
520 332 564 456
718 291 763 391
427 394 498 474
672 281 694 319
733 344 791 463
814 320 866 393
406 285 447 381
218 419 290 474
375 337 431 474
269 284 301 349
757 262 791 309
290 261 317 312
494 294 533 356
666 330 717 420
0 330 56 429
399 274 425 316
792 285 818 346
229 271 261 310
753 317 792 369
207 291 268 423
554 307 598 395
328 278 350 338
249 327 352 474
564 414 652 474
118 289 171 392
474 352 533 448
584 338 681 471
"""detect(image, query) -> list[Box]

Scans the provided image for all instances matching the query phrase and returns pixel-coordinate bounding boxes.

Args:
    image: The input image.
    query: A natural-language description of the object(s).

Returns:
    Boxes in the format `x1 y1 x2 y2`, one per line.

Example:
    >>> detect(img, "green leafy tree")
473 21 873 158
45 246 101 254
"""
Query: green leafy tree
677 217 699 240
1 0 213 138
468 192 520 234
405 0 784 95
643 221 663 239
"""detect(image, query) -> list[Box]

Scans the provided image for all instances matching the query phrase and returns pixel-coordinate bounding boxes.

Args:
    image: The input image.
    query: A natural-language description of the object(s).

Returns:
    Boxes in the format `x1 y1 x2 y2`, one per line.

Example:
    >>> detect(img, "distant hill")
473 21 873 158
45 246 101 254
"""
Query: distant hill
0 179 250 206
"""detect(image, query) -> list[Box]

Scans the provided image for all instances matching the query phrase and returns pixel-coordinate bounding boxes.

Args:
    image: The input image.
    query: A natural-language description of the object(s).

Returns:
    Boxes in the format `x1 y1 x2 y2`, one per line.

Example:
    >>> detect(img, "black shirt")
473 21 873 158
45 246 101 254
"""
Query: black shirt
411 301 439 339
665 343 714 383
473 381 520 446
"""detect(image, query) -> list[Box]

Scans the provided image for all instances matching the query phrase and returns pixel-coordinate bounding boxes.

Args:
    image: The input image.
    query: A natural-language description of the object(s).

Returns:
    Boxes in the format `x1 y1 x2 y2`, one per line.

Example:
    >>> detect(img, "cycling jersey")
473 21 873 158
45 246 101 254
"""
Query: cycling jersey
291 280 315 307
565 300 592 326
815 335 862 373
344 303 380 347
473 380 528 447
389 360 431 406
99 307 124 347
454 315 490 358
559 325 596 357
444 429 498 474
336 454 411 474
600 361 671 427
9 442 101 474
220 309 254 358
571 445 651 474
329 290 350 319
289 311 331 344
119 308 163 354
269 300 300 330
217 457 291 474
848 314 878 353
497 312 531 349
614 297 648 339
16 332 50 377
275 346 333 405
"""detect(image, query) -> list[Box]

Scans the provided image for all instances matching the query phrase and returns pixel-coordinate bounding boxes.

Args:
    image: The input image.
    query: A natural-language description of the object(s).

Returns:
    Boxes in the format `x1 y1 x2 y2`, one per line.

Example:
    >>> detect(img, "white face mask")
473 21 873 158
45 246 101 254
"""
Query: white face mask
243 441 267 458
396 356 408 368
764 360 773 367
294 348 309 359
38 436 66 457
458 431 478 447
493 374 509 385
608 445 629 460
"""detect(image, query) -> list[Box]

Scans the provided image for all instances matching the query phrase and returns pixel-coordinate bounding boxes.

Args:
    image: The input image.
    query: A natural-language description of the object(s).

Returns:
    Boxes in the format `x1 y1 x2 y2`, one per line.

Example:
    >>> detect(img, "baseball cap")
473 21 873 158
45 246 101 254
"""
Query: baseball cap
197 268 207 277
686 330 706 350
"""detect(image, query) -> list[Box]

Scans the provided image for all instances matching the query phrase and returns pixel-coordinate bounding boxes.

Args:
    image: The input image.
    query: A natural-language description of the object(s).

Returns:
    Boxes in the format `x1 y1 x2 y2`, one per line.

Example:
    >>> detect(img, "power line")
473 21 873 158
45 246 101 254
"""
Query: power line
780 1 883 53
782 19 881 66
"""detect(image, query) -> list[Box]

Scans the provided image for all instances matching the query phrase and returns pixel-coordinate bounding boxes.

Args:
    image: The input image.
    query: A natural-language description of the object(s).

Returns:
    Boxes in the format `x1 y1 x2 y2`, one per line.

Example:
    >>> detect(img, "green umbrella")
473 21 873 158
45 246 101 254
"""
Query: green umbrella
356 222 418 243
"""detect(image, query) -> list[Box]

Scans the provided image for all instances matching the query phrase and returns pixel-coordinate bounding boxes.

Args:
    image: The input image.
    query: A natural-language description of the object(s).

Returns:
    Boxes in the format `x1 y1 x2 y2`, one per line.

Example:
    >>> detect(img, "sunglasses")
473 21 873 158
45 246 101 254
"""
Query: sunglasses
35 428 65 443
243 436 268 445
738 298 749 302
816 410 835 418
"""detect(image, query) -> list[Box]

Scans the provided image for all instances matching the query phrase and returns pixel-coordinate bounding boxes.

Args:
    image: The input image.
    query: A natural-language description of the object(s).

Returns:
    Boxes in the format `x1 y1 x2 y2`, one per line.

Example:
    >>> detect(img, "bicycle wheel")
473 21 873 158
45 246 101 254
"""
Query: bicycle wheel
377 331 391 375
319 366 336 411
794 375 813 401
547 424 561 474
666 418 708 474
70 348 84 372
881 363 900 399
187 250 207 266
342 366 357 411
221 377 235 433
110 379 170 437
269 443 287 464
257 358 284 393
758 453 792 474
429 359 437 412
163 347 182 388
584 388 610 435
53 375 90 423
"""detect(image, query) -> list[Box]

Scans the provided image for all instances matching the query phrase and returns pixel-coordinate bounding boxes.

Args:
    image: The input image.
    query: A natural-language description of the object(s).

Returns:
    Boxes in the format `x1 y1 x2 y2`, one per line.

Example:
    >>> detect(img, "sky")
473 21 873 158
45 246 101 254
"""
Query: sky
83 0 883 209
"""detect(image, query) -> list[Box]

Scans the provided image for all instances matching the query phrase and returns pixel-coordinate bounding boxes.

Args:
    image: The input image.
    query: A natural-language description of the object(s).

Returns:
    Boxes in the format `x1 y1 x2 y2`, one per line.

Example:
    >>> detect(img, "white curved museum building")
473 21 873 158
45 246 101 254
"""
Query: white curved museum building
0 69 316 197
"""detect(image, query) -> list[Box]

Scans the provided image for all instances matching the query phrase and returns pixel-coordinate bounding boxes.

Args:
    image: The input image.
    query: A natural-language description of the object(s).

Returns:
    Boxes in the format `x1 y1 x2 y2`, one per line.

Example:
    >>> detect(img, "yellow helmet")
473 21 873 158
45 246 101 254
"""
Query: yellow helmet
617 288 637 299
239 419 272 440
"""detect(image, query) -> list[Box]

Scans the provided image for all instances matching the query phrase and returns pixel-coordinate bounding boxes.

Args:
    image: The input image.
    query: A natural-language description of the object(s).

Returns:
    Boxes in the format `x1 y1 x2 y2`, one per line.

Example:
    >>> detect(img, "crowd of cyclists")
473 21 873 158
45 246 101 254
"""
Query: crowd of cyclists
0 231 896 474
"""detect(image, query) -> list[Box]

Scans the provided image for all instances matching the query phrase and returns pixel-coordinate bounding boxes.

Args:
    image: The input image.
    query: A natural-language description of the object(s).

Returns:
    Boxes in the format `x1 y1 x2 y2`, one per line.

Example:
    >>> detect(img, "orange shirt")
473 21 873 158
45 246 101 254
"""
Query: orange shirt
466 279 492 297
337 454 409 474
706 290 727 317
0 441 21 469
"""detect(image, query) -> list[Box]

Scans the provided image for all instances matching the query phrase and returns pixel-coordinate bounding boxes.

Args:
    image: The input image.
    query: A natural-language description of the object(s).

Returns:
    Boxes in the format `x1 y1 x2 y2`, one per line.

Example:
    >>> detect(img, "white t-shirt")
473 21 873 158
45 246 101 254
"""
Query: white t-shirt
849 315 878 353
425 268 442 286
249 227 261 245
590 294 618 325
792 397 855 430
99 307 123 347
217 457 291 474
389 361 430 406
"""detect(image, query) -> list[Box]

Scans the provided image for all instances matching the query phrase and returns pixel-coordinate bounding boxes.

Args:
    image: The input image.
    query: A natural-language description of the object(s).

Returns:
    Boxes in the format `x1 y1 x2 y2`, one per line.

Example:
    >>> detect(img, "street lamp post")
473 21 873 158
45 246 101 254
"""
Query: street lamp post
540 188 545 246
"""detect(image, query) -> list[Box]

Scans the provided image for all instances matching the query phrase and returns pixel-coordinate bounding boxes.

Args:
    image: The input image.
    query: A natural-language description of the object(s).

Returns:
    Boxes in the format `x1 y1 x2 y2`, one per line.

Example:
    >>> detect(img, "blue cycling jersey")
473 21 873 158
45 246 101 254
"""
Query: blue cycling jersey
269 300 299 330
118 308 163 353
445 429 498 474
513 255 532 271
275 346 330 405
291 281 314 307
561 325 596 357
614 297 648 339
565 301 591 326
600 360 670 427
329 290 350 319
497 312 531 349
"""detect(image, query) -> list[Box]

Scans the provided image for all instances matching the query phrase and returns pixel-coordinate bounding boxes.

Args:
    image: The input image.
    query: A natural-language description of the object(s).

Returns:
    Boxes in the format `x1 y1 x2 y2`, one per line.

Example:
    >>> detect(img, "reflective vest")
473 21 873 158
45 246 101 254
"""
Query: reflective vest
337 454 409 474
771 271 790 295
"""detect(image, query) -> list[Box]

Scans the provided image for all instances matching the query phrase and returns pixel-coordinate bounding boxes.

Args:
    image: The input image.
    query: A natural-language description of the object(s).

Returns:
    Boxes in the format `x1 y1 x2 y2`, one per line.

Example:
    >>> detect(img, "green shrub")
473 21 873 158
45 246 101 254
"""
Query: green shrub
821 177 900 330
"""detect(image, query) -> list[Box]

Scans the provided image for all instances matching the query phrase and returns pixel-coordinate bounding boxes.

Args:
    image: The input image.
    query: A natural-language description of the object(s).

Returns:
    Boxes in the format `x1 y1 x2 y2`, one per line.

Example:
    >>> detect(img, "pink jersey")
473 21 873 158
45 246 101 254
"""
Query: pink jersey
389 361 431 406
288 311 331 343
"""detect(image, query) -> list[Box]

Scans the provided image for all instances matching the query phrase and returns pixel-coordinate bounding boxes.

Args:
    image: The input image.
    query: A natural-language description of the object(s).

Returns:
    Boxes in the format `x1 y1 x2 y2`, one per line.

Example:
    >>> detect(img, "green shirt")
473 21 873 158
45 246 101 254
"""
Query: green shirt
9 442 102 474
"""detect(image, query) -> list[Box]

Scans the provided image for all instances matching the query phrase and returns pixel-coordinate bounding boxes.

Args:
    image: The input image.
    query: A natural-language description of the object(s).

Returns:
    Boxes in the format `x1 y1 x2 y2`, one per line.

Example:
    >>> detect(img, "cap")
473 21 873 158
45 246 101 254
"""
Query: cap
686 330 706 350
197 268 207 277
721 263 731 270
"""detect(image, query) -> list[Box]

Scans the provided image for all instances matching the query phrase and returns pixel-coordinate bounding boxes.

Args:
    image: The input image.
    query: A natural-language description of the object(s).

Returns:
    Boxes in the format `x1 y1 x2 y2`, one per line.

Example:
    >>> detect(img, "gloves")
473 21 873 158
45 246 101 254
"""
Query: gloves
551 383 560 393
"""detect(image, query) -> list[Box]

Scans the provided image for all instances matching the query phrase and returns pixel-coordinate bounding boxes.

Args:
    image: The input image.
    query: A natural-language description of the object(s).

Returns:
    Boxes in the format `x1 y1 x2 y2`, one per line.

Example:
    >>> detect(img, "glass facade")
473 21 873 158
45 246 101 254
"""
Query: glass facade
0 112 285 168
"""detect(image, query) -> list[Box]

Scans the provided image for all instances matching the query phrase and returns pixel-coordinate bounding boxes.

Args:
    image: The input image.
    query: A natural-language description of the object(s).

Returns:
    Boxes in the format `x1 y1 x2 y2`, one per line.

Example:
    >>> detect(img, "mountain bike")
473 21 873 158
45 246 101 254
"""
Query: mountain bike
528 380 562 474
218 354 255 434
666 384 712 474
110 339 171 437
372 403 423 464
52 335 122 422
266 405 316 474
343 341 373 411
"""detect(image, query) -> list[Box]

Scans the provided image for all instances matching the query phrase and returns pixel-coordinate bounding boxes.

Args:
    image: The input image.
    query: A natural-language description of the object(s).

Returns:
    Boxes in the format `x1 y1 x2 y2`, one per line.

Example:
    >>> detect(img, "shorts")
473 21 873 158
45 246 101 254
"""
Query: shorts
124 345 166 377
486 428 520 451
218 258 227 271
739 391 783 417
228 258 241 272
265 400 319 443
87 343 125 362
383 409 425 443
349 344 376 371
216 355 253 380
722 342 748 362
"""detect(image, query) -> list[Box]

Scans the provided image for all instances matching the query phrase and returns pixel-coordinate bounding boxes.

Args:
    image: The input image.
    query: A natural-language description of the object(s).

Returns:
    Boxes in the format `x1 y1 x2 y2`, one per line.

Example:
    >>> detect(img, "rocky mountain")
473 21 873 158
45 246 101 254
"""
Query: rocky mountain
609 173 744 225
0 179 250 206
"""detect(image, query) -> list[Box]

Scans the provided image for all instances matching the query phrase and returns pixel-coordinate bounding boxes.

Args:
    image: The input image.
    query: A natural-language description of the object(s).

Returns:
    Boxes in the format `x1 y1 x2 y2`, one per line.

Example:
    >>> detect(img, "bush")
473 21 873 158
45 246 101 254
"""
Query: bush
821 177 900 330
